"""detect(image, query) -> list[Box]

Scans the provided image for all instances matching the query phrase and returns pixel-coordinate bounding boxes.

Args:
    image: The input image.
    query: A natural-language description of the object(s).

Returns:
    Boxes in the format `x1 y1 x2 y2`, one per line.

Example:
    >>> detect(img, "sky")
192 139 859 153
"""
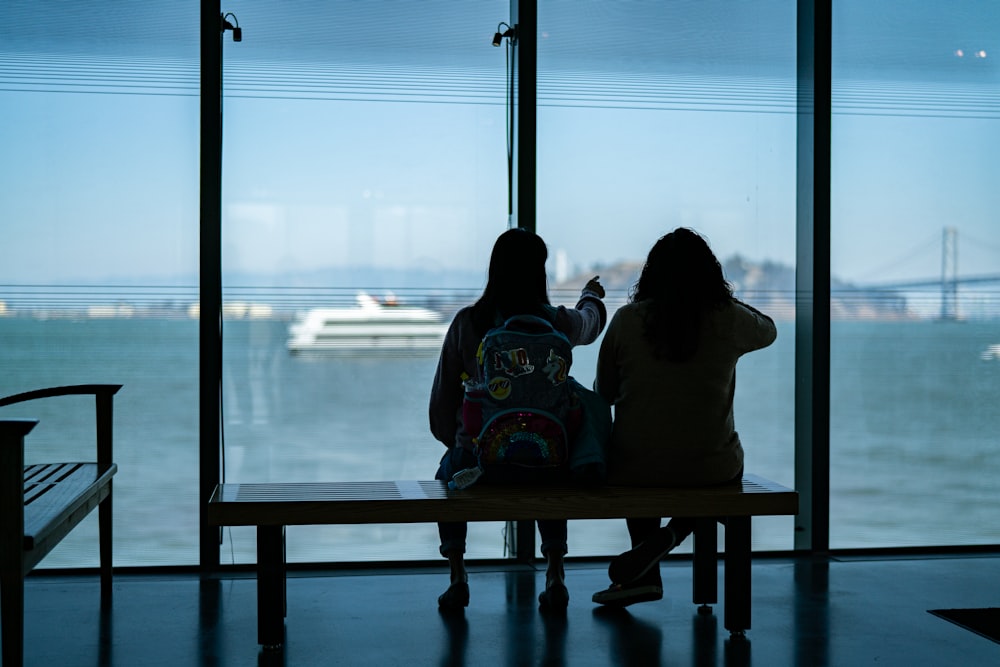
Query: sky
1 1 999 291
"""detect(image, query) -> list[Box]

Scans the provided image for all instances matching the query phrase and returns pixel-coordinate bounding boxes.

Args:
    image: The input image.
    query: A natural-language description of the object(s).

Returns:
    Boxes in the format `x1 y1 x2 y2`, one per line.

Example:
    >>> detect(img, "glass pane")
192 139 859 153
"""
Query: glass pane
0 1 200 566
831 2 1000 547
537 1 798 554
219 1 511 563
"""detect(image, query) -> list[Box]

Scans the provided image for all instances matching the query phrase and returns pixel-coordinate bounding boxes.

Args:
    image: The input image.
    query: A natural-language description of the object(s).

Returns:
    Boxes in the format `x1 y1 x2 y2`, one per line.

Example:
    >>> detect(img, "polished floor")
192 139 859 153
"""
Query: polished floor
18 552 1000 666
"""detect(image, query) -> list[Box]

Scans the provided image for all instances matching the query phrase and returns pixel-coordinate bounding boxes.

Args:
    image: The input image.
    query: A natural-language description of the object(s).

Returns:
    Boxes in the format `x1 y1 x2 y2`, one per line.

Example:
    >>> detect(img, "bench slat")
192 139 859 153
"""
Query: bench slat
208 474 797 527
23 462 117 554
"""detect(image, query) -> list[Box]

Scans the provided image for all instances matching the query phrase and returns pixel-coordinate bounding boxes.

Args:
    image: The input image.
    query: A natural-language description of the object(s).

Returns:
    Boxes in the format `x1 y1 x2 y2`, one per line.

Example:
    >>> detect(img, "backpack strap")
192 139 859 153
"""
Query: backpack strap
500 314 559 335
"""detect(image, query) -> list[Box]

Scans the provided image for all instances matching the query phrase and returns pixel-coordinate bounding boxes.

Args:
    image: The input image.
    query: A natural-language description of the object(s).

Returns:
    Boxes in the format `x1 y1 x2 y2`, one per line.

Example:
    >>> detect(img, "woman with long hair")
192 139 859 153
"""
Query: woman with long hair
429 227 606 611
590 228 777 607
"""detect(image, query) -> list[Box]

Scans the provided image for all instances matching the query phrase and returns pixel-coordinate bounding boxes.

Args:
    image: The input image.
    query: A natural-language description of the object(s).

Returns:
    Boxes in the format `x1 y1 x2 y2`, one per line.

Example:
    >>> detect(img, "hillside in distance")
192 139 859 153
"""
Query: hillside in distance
554 255 913 321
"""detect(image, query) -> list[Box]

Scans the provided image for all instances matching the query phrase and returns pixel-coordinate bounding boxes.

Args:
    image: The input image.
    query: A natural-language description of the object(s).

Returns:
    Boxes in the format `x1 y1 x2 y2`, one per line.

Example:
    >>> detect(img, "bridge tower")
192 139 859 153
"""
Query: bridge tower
940 226 959 320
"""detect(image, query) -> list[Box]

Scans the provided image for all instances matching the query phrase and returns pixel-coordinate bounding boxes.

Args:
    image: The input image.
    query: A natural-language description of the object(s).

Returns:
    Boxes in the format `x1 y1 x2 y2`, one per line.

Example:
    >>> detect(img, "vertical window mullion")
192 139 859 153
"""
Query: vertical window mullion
794 0 832 553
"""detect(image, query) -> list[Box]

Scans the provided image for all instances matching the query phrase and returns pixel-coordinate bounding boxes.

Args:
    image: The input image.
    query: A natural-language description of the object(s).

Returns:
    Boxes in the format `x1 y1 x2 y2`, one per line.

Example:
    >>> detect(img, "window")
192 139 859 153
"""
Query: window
830 1 1000 547
0 1 201 566
219 1 511 562
536 1 798 554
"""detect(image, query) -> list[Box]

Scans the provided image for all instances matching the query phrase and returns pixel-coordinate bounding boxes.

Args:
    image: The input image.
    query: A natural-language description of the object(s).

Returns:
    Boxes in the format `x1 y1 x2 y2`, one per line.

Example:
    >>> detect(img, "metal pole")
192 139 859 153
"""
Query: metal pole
200 0 223 570
508 0 538 560
511 0 536 234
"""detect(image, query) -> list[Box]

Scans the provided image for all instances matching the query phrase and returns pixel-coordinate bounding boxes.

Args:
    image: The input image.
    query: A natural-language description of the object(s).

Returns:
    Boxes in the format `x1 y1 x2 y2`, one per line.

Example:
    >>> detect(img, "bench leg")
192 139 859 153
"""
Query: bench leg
511 520 536 563
724 516 751 636
257 525 286 649
693 518 718 611
99 485 113 608
1 569 24 667
1 426 26 667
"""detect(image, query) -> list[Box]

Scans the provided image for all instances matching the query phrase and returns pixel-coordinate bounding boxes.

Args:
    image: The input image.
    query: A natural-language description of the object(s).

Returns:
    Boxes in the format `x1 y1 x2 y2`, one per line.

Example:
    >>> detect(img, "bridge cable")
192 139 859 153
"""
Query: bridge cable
853 230 940 283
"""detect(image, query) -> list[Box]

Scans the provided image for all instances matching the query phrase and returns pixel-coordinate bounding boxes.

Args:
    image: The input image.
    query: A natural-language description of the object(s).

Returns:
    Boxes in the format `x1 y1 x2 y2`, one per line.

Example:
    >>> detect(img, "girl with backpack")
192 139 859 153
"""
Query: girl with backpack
429 227 606 611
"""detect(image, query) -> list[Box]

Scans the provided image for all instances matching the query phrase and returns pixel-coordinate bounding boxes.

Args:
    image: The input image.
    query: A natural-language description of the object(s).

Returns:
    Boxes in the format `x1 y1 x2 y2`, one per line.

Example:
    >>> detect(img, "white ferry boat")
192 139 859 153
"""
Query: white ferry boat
287 293 449 356
980 344 1000 361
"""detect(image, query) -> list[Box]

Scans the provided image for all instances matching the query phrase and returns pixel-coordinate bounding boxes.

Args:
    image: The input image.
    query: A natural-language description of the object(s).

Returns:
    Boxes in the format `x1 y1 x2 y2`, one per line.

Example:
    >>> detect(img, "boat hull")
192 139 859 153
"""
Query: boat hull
288 330 448 356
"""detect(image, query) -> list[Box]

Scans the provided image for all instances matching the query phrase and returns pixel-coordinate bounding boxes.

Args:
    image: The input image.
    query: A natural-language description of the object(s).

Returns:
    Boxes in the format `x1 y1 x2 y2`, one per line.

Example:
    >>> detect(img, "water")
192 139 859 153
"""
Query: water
2 316 998 567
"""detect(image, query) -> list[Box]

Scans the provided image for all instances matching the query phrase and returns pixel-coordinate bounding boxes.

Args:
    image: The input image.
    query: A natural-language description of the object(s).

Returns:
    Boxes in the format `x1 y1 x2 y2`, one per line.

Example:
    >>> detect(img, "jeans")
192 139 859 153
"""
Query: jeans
435 446 568 557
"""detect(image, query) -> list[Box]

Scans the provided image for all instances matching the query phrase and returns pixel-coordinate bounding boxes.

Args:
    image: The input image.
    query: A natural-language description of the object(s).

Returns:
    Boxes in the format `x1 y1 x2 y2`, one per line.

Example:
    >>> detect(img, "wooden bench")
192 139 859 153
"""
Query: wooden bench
208 474 798 649
0 384 121 667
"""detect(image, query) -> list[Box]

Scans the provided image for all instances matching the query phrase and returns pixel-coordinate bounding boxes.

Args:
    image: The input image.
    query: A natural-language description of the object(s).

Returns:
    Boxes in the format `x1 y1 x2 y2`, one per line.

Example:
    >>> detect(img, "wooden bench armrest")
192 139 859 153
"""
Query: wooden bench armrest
0 384 123 407
22 462 117 564
0 384 122 466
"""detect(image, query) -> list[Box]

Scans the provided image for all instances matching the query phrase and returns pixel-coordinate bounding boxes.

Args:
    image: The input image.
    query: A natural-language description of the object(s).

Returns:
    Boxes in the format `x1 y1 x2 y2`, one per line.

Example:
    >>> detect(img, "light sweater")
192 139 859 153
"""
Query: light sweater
596 298 776 487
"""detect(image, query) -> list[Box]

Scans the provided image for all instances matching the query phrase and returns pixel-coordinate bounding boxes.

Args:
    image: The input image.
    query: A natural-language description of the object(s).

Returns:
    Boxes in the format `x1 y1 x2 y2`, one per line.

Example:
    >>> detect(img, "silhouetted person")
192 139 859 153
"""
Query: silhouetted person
429 227 606 611
591 228 776 606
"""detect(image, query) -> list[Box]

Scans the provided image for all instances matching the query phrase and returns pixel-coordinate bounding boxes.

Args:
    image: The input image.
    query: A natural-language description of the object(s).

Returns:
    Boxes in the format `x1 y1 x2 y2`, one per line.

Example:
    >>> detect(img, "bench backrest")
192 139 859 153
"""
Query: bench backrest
0 384 122 466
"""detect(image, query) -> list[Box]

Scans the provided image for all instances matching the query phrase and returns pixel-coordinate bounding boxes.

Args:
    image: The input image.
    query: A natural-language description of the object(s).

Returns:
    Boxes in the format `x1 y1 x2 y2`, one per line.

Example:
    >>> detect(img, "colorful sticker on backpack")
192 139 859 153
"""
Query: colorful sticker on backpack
464 314 575 468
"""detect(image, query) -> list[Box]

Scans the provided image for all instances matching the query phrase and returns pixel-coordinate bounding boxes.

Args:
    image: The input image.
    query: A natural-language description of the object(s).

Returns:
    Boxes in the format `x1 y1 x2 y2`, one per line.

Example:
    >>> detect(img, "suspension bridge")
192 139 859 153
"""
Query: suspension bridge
854 227 1000 320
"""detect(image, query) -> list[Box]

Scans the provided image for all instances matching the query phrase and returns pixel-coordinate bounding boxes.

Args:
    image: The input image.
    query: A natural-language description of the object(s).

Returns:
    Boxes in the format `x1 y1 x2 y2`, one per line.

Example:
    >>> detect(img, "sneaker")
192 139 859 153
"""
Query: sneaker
592 569 663 607
438 580 470 610
608 528 676 585
592 581 663 607
538 582 570 611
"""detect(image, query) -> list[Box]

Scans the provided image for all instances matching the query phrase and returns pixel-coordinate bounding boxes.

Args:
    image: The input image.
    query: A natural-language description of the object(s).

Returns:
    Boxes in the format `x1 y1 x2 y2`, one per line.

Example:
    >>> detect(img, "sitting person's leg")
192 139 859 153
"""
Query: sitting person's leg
592 517 665 607
437 521 470 608
611 472 743 586
435 447 476 609
609 516 695 585
537 519 569 610
607 472 743 588
626 517 661 548
595 473 743 605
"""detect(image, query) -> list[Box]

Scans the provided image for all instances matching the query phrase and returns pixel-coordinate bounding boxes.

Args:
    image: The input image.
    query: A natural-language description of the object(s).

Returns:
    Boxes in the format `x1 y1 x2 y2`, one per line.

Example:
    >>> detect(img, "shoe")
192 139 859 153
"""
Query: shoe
608 528 676 585
591 580 663 607
538 582 570 611
438 581 470 610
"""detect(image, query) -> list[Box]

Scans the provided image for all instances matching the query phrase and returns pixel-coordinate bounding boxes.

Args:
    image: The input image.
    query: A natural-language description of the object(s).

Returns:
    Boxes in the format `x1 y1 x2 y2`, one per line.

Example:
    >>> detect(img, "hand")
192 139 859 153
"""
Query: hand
583 275 605 299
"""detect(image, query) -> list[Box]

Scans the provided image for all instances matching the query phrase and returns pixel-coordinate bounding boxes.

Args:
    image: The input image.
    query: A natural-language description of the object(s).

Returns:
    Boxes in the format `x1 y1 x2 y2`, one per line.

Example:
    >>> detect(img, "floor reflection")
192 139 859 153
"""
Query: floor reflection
25 554 1000 667
592 606 664 667
437 609 469 667
539 607 569 666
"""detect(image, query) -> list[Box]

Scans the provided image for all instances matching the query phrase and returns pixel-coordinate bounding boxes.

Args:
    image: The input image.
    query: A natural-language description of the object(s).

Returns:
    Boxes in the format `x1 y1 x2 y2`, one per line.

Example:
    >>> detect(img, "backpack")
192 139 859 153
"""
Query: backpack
462 314 580 471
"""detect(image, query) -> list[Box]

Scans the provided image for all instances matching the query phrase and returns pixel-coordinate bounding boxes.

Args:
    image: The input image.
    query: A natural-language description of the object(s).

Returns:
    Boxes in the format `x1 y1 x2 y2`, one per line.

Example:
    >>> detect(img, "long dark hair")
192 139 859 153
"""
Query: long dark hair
471 228 550 336
630 228 733 362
